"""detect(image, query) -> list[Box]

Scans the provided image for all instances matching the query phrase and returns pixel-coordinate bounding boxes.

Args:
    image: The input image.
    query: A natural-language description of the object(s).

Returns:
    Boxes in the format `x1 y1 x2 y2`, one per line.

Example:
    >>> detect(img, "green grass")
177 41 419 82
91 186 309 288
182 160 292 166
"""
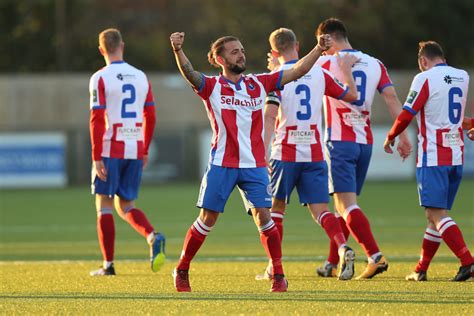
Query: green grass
0 181 473 314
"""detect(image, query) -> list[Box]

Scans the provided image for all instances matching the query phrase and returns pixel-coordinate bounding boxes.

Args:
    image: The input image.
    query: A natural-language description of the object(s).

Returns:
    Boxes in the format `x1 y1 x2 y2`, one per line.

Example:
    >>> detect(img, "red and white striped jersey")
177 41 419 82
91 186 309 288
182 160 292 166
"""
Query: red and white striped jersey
403 63 469 167
316 50 393 144
195 71 283 168
89 61 155 160
268 60 348 162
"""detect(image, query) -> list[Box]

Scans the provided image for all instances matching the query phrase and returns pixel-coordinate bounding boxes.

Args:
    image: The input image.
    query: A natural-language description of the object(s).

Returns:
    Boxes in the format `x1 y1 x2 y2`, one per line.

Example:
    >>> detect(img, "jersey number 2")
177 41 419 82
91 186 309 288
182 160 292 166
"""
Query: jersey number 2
296 84 311 120
122 84 137 118
448 87 462 124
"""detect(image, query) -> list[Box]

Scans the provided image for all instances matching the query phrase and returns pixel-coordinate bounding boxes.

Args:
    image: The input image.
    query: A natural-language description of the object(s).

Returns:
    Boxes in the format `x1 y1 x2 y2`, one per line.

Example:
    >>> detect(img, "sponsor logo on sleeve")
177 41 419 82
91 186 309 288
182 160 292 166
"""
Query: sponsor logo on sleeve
406 90 418 104
93 90 97 102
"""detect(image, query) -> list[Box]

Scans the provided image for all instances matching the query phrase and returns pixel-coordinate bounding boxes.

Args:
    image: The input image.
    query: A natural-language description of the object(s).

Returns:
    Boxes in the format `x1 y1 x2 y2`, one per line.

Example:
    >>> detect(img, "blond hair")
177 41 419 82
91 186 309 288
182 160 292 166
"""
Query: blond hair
99 28 122 54
269 28 297 54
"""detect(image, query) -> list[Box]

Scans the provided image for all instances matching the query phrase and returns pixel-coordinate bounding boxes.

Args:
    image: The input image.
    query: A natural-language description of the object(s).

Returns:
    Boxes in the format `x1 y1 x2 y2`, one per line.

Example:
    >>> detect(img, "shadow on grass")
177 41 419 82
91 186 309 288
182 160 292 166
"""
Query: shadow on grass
1 293 472 305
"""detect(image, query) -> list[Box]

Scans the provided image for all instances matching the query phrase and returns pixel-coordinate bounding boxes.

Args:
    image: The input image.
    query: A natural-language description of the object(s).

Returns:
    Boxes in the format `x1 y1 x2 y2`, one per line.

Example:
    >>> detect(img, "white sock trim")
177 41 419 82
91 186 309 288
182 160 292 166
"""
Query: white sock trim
425 228 441 237
193 218 213 235
437 217 456 235
103 261 113 269
317 211 331 226
259 220 275 233
98 208 114 216
271 212 285 219
343 205 359 221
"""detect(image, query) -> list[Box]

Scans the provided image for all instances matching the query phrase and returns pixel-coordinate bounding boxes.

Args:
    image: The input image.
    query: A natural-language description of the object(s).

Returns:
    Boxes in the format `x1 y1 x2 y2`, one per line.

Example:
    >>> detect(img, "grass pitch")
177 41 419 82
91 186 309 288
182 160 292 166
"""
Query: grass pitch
1 181 473 314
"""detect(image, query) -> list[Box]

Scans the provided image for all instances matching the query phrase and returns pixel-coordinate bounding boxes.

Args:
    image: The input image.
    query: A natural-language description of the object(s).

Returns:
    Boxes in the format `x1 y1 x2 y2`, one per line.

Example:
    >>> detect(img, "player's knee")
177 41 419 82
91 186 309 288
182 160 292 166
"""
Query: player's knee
97 208 114 217
199 209 219 227
252 208 271 227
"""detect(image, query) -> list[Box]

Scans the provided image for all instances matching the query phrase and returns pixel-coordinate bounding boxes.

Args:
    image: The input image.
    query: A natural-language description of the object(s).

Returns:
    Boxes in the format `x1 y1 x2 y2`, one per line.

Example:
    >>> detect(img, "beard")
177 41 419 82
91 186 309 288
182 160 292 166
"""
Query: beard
227 62 246 74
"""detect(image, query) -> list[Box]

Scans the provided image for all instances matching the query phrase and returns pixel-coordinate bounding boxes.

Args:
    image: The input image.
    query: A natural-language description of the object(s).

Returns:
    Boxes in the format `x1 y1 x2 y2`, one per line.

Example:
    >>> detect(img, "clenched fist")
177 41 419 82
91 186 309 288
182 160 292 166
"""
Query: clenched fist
170 32 185 52
317 34 332 51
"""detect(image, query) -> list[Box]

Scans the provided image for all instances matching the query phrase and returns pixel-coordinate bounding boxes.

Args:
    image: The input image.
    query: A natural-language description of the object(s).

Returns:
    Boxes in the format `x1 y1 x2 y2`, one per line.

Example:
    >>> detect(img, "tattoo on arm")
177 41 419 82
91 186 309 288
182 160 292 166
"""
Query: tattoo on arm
180 62 203 88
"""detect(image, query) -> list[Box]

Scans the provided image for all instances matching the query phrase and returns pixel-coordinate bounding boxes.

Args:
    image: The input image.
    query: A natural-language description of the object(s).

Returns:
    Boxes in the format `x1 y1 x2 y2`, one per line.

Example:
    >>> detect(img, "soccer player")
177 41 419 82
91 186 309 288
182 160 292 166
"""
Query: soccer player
256 28 359 281
384 41 473 282
314 18 413 279
89 28 165 276
169 31 332 292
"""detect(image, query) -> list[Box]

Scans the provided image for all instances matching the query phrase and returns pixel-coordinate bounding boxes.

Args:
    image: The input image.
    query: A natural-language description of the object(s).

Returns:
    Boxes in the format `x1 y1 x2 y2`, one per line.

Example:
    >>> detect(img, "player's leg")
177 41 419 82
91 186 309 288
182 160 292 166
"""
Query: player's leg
418 165 473 281
90 157 119 276
173 165 236 292
332 143 386 279
255 160 294 281
239 167 287 292
406 222 440 281
114 159 166 272
322 212 350 276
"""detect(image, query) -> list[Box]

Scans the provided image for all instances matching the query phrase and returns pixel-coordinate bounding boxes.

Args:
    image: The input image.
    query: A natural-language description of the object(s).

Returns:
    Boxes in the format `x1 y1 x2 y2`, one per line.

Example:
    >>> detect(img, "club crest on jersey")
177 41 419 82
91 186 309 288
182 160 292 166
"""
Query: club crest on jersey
406 90 418 104
248 83 255 90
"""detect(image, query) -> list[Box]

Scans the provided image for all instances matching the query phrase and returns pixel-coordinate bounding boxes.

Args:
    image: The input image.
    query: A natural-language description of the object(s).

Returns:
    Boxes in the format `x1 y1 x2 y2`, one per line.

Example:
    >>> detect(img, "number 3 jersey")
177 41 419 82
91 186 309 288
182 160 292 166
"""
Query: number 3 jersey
316 50 393 144
268 60 349 162
403 64 469 167
89 61 155 160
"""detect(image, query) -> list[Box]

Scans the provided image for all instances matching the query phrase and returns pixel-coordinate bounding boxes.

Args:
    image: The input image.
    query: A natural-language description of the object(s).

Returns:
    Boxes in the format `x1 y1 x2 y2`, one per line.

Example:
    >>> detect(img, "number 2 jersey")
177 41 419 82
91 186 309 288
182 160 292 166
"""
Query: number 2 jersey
403 63 469 167
89 61 155 161
316 49 393 144
268 60 349 162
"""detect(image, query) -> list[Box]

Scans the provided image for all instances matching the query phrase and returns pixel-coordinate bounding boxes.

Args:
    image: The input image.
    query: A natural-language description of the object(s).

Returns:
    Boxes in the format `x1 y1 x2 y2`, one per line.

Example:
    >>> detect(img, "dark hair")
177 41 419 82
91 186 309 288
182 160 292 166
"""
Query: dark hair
418 41 445 60
207 36 240 68
269 28 297 54
316 18 348 41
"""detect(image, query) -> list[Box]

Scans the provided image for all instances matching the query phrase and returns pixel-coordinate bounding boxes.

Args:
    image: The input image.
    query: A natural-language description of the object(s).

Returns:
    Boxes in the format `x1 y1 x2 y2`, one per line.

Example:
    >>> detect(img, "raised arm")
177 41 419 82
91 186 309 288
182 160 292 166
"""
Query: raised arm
264 97 279 159
170 32 203 90
280 34 332 86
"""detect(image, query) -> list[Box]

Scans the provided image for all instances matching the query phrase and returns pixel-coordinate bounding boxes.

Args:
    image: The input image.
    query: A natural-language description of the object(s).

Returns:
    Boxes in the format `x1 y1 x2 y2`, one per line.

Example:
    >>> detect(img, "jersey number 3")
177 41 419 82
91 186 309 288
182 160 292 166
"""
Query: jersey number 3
296 84 312 120
122 84 137 118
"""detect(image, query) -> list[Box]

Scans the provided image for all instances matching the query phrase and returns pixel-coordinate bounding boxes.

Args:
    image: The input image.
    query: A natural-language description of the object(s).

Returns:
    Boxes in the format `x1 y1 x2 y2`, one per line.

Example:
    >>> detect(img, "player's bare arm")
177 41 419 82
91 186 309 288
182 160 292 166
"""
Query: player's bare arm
462 116 474 141
263 102 278 160
280 34 332 86
381 86 413 159
93 160 107 181
170 32 203 89
336 53 359 102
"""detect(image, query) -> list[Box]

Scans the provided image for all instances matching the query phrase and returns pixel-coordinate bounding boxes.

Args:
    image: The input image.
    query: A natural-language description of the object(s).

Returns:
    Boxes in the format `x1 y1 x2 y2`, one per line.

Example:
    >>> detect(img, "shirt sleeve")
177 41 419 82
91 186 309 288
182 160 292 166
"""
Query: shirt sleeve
89 74 106 110
322 68 348 100
265 90 281 106
193 74 217 100
377 61 393 93
89 74 106 161
402 74 430 115
256 71 284 94
144 80 155 107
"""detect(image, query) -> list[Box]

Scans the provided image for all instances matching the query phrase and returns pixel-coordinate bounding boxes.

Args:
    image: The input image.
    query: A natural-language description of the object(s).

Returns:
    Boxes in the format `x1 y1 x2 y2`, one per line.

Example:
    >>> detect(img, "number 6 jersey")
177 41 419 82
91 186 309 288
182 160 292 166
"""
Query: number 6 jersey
89 61 155 160
402 63 469 167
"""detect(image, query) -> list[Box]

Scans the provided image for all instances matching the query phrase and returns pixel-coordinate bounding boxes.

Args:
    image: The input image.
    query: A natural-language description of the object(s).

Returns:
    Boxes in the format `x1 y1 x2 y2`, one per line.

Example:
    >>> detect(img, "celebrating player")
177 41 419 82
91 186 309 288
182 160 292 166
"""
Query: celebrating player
89 28 165 276
256 28 359 281
384 41 473 281
314 18 413 279
169 31 332 292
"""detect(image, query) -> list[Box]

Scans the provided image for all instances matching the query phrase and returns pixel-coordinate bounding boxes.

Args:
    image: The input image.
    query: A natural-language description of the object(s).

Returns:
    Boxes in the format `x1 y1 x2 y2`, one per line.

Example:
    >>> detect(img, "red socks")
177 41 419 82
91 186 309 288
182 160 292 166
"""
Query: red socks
97 211 115 262
317 211 347 248
437 217 473 266
271 211 285 242
344 206 380 257
415 228 441 272
125 208 154 238
327 214 350 265
259 220 284 275
177 218 212 270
